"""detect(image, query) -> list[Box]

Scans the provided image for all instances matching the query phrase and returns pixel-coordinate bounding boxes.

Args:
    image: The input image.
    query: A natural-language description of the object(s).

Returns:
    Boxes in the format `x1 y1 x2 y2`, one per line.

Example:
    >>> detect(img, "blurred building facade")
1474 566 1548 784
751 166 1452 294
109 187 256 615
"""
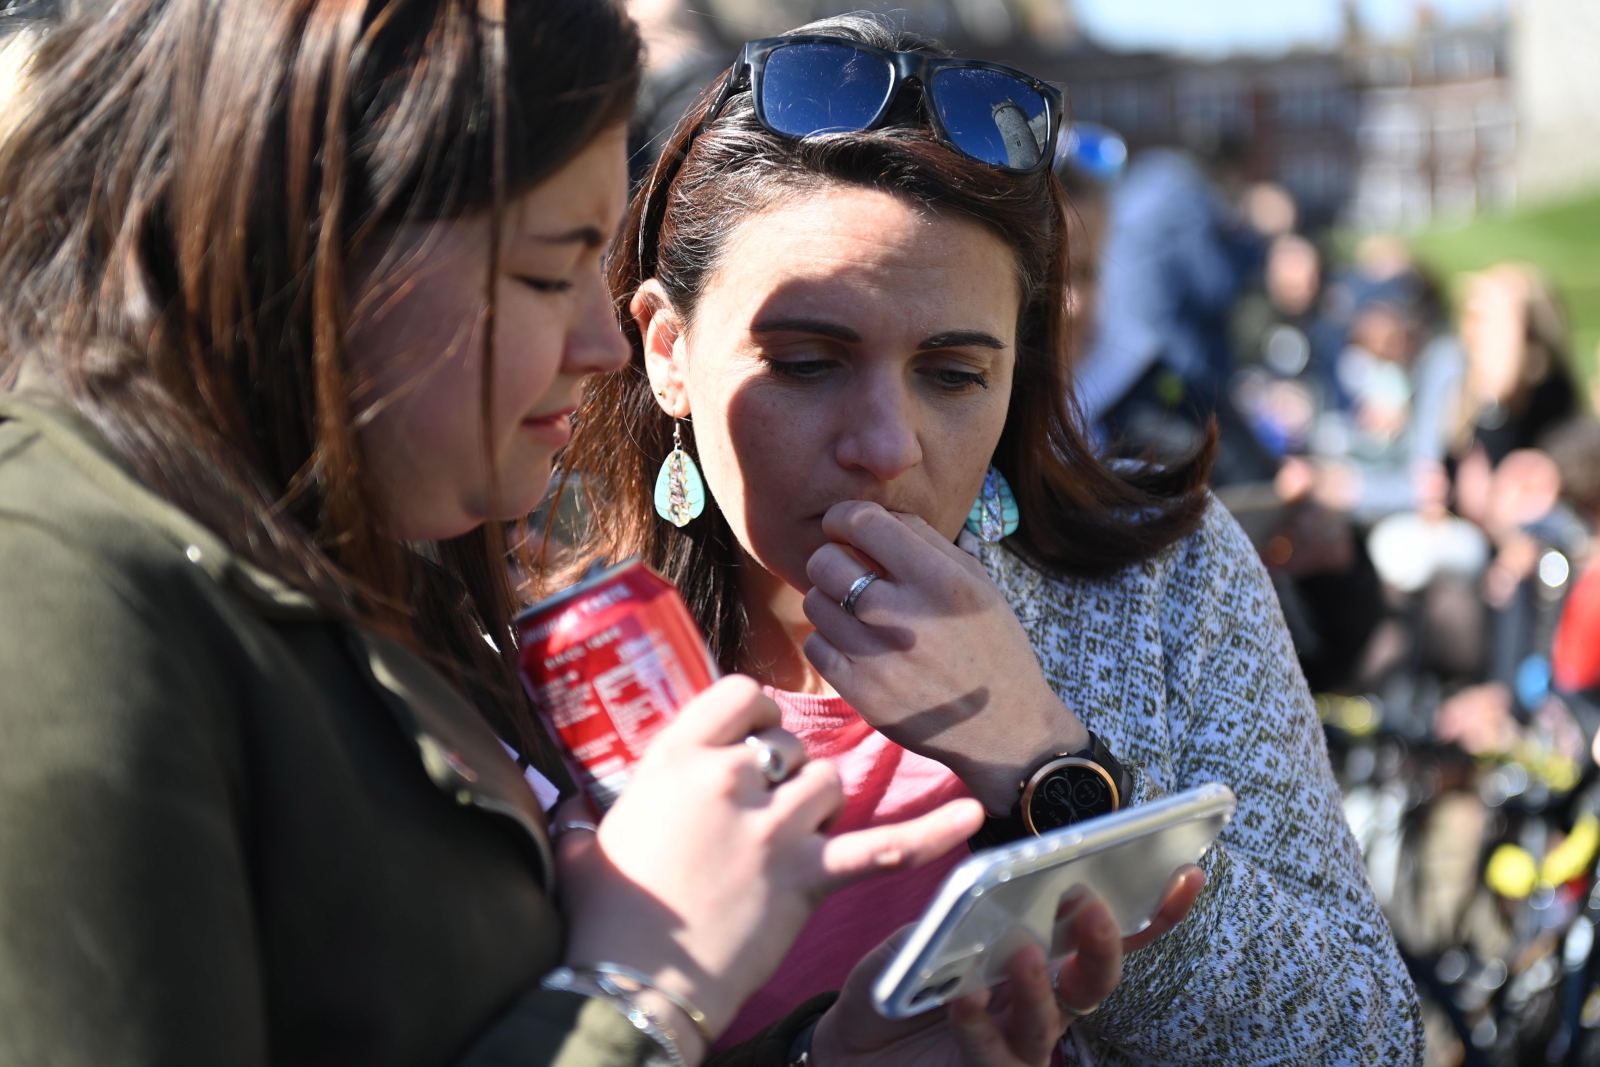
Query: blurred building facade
1345 11 1515 230
675 0 1528 229
1513 0 1600 205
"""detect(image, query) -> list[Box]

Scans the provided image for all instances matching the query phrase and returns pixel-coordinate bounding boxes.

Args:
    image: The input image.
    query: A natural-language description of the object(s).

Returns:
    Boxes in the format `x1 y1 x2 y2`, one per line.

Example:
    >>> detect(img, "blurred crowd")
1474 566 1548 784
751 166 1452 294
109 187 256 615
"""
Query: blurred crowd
1052 123 1600 1066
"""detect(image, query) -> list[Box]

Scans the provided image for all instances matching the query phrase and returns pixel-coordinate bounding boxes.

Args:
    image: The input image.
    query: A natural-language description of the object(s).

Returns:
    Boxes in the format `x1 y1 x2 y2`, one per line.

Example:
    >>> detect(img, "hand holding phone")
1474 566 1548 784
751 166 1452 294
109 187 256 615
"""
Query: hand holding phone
808 870 1203 1067
874 783 1234 1019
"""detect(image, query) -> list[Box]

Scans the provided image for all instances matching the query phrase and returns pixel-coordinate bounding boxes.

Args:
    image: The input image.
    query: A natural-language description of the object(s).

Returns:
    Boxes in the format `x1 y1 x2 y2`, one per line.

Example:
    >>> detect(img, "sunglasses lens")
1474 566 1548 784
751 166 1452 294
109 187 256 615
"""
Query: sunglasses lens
760 43 894 138
931 67 1050 169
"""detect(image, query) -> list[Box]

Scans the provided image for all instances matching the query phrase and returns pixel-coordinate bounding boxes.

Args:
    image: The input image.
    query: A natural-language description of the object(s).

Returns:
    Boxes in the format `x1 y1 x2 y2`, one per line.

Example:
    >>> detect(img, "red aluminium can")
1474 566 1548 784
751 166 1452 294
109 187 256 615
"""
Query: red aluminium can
514 558 717 810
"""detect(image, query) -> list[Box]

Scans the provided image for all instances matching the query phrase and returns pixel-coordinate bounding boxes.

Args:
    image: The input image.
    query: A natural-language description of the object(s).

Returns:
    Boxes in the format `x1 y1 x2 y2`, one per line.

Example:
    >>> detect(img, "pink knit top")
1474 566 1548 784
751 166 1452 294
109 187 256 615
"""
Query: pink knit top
718 688 974 1047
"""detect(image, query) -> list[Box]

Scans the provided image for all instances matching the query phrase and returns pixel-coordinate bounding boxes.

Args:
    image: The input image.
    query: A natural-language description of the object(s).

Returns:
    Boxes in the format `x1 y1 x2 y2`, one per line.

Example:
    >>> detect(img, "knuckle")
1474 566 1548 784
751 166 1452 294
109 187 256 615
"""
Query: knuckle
793 760 843 807
811 758 843 792
714 673 762 703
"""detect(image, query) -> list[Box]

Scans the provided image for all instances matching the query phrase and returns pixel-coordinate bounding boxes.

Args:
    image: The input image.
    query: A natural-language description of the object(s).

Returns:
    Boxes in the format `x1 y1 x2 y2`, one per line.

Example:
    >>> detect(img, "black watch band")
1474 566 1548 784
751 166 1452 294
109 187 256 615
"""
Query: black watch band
968 731 1131 851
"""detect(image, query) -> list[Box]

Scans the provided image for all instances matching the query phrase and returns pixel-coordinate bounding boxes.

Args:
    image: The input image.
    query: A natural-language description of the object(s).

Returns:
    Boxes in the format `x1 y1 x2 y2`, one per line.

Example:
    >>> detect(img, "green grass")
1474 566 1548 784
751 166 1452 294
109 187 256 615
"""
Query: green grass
1408 187 1600 398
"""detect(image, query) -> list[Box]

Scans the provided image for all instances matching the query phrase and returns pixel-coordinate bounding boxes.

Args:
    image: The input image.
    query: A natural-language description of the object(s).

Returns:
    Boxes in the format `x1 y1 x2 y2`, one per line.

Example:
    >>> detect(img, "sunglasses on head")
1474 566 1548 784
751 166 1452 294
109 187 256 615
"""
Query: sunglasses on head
706 35 1065 173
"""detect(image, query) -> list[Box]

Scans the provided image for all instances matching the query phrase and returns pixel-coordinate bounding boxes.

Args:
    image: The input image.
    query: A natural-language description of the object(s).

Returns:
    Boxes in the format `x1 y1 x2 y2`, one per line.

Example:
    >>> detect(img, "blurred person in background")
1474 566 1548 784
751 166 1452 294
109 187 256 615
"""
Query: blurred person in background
1229 233 1348 457
1433 415 1600 764
1060 133 1382 693
1053 121 1124 372
566 14 1423 1065
1368 264 1580 702
1278 268 1464 524
0 2 1102 1065
1073 141 1276 486
1451 265 1579 570
1546 420 1600 752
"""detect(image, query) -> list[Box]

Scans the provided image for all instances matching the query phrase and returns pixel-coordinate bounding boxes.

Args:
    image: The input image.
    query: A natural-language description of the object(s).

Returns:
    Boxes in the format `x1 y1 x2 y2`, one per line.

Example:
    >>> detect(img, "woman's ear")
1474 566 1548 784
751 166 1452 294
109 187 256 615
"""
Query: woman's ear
632 279 690 418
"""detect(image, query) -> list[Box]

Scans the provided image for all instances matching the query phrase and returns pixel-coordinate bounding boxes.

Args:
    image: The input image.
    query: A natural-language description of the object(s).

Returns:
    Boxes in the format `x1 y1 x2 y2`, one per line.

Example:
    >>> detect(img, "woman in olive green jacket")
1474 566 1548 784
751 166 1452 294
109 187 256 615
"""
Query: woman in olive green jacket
0 2 1145 1065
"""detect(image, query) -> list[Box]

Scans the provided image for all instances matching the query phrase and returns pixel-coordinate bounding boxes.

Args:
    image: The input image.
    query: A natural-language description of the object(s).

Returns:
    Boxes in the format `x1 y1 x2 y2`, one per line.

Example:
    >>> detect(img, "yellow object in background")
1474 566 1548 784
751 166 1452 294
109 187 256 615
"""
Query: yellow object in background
1543 813 1600 886
1486 843 1539 899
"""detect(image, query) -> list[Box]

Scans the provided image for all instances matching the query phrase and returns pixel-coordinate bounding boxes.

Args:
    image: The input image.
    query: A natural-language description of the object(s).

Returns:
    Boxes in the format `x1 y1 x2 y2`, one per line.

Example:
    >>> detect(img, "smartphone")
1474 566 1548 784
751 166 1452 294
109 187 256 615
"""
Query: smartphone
872 782 1236 1019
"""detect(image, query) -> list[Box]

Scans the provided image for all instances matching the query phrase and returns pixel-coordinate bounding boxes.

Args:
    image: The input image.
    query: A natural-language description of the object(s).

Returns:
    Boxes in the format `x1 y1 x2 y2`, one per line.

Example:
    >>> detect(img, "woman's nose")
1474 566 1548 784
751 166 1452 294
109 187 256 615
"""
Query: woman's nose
562 270 630 377
834 380 923 482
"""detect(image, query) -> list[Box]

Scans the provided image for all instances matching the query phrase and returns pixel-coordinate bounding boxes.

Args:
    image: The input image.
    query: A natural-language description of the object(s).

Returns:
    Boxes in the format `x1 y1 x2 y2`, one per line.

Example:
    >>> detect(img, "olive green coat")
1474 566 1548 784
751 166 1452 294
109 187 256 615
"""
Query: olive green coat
0 396 815 1067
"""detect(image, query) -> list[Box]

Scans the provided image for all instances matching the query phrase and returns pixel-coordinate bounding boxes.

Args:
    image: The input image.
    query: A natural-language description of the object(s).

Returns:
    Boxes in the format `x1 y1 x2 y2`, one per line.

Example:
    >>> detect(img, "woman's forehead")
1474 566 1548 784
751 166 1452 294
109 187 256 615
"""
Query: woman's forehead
702 186 1022 327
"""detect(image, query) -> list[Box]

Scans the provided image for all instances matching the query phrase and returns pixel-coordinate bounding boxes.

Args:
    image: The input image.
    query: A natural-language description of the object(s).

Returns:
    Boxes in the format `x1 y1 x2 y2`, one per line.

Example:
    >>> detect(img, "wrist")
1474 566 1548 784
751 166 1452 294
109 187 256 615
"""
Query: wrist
557 960 716 1064
958 695 1090 814
543 966 704 1067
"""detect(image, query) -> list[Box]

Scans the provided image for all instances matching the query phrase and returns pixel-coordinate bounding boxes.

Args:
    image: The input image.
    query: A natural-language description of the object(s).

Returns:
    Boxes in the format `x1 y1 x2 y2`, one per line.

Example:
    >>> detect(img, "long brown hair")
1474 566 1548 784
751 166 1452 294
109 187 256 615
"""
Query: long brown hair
0 0 640 753
561 14 1212 674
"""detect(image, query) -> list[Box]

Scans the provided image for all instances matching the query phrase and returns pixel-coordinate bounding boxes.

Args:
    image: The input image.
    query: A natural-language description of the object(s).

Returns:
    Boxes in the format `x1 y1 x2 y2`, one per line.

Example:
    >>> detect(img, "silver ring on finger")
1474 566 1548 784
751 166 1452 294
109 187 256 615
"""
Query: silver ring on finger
551 819 599 839
1051 967 1101 1018
745 734 803 785
840 572 881 617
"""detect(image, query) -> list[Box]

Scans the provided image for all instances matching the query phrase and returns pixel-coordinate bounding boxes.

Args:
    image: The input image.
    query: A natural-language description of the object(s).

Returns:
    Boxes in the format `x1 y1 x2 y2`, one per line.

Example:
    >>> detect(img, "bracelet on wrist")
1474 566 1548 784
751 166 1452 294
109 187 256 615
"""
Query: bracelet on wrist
586 961 715 1047
541 966 687 1067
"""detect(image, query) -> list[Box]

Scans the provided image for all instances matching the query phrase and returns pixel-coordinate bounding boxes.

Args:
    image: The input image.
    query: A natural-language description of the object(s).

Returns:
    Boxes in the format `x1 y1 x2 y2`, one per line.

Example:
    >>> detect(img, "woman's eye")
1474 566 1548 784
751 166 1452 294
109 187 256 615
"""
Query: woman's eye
515 275 573 294
930 368 989 390
768 359 837 381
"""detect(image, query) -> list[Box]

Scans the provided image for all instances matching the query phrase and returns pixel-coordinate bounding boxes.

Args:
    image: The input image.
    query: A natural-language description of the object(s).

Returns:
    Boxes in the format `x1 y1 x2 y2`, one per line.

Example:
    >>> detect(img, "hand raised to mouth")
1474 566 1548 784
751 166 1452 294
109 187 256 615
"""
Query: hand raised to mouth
801 499 1090 814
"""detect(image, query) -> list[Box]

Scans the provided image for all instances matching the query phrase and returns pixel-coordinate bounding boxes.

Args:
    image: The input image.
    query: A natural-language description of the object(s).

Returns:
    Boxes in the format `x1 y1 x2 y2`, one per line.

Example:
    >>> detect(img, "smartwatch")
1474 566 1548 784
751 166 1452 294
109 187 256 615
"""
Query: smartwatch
968 731 1132 850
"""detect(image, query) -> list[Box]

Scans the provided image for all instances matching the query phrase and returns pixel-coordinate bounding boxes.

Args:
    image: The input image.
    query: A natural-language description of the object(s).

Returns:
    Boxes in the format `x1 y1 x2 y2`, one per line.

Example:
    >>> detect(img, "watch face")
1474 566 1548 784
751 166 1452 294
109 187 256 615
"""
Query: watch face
1025 761 1117 832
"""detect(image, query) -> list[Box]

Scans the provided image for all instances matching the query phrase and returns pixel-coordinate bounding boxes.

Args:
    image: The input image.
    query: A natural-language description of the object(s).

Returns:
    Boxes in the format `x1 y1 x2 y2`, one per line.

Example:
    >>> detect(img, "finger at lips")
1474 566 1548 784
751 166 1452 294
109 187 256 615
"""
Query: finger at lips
888 509 978 565
821 501 949 587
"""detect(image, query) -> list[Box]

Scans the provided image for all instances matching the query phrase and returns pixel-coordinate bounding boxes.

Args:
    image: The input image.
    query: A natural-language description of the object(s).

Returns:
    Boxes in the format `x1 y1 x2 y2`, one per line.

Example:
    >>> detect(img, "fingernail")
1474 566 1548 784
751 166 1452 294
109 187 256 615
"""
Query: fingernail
873 849 904 867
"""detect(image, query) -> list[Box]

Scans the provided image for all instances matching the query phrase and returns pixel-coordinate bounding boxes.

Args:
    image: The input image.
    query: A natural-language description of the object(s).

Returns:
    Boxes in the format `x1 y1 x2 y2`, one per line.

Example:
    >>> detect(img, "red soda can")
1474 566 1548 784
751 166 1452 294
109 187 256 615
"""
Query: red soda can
515 558 717 810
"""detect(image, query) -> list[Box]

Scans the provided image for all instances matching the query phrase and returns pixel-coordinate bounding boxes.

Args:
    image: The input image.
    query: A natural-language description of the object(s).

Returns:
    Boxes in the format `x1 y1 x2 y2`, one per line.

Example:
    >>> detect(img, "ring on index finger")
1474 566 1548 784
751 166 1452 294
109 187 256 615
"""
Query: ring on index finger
840 572 881 617
745 733 806 785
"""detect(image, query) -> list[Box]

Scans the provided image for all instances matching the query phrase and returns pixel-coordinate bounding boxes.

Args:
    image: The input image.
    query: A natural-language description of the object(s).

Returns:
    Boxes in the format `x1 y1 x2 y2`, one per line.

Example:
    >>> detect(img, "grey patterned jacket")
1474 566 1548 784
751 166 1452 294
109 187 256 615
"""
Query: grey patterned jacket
968 500 1424 1067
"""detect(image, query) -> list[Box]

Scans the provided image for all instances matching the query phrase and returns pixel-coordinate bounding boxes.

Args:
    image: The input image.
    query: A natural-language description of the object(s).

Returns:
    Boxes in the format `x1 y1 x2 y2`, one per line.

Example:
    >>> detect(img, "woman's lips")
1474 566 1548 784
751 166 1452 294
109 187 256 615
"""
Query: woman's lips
521 407 575 447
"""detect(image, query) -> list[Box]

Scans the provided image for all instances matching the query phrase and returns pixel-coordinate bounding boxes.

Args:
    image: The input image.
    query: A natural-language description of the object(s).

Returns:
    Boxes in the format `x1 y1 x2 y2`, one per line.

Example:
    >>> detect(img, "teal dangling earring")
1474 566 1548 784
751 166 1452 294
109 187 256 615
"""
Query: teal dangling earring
964 466 1019 543
653 419 706 528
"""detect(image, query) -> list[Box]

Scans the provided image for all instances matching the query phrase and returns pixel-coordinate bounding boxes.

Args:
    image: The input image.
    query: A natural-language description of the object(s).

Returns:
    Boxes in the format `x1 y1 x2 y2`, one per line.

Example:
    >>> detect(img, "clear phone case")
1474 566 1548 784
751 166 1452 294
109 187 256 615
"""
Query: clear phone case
872 782 1236 1018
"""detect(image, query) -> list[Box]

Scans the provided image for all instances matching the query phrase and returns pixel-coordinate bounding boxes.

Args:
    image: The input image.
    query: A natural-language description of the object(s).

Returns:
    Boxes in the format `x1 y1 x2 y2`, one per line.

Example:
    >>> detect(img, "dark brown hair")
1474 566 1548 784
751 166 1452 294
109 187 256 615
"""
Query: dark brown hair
0 0 640 753
561 14 1212 673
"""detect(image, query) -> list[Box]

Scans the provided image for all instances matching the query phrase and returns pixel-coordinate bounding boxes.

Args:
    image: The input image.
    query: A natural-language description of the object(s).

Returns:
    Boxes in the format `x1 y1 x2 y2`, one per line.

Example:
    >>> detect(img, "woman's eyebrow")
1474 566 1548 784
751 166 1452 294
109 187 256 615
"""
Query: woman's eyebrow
749 317 862 343
918 330 1007 351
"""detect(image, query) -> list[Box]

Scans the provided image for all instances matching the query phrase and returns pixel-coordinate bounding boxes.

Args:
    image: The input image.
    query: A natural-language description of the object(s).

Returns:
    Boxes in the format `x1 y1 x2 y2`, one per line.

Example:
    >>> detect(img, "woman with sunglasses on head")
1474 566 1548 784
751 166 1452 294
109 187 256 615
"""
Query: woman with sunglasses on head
0 2 1106 1066
563 14 1423 1066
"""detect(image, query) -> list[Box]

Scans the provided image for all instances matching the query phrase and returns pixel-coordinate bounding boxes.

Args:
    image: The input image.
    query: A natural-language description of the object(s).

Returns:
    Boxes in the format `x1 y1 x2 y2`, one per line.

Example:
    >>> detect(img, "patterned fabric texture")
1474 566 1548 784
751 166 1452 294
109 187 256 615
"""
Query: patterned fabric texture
971 500 1423 1066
